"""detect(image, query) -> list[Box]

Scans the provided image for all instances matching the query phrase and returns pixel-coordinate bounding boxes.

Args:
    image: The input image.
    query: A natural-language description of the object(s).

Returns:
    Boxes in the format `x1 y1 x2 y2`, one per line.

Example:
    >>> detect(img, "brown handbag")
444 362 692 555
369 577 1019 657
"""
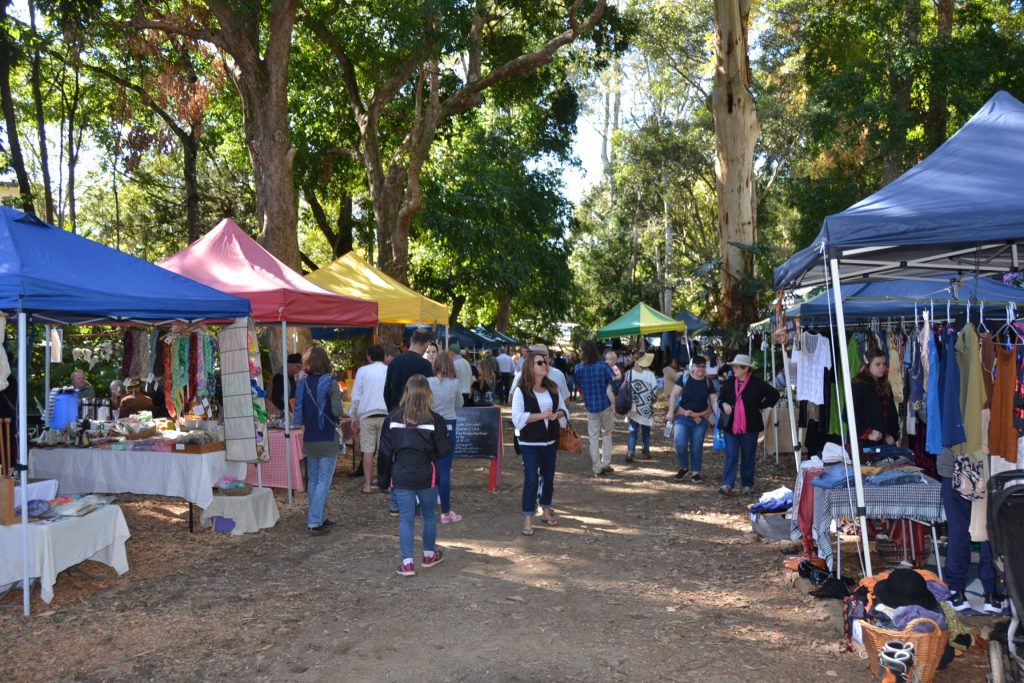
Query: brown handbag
558 424 582 453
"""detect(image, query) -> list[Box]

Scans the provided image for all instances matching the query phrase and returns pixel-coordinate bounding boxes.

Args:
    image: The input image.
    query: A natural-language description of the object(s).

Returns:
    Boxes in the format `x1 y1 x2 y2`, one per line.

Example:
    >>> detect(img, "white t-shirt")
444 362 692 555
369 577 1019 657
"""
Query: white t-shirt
795 331 832 405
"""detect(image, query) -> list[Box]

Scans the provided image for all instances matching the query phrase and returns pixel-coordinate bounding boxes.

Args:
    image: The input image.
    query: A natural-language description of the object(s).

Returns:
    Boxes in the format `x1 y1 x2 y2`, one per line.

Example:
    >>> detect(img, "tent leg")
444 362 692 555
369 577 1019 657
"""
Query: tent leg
18 313 31 616
44 324 51 411
771 341 779 465
830 257 873 576
282 321 292 505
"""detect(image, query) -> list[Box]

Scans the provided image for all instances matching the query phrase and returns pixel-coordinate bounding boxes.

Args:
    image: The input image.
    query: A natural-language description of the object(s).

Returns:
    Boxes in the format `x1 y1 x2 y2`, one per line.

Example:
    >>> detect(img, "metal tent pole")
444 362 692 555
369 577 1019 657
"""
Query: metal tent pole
44 324 51 408
829 257 873 576
282 321 292 504
18 313 31 616
771 340 779 464
780 334 801 473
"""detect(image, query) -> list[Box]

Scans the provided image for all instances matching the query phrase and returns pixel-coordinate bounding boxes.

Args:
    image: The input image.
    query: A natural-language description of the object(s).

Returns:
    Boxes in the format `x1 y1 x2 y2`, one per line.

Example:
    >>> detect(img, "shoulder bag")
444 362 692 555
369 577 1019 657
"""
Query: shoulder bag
614 370 633 416
558 423 582 453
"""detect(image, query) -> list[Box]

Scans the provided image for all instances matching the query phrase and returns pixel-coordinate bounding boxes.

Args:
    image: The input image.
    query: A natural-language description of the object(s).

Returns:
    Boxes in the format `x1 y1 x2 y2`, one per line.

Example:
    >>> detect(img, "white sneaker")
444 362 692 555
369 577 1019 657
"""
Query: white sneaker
440 511 462 524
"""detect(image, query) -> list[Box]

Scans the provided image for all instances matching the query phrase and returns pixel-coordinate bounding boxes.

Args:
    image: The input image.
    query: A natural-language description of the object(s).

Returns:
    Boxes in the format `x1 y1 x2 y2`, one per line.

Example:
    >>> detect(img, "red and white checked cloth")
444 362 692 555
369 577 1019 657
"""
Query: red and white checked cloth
246 429 306 491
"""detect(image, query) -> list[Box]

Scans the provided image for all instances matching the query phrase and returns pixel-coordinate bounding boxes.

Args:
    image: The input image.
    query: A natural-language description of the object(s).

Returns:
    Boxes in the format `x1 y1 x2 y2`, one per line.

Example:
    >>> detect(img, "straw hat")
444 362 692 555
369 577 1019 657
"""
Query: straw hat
635 352 655 368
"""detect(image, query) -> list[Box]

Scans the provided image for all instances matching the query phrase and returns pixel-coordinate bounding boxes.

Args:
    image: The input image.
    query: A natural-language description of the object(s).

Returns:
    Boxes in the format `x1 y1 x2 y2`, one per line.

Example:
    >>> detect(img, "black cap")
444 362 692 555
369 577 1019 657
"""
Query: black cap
287 353 302 364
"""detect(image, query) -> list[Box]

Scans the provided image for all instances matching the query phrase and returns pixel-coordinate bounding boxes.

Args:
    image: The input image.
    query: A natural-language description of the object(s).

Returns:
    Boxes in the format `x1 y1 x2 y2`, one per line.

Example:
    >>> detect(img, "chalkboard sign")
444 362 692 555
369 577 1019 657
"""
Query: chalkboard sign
452 407 501 459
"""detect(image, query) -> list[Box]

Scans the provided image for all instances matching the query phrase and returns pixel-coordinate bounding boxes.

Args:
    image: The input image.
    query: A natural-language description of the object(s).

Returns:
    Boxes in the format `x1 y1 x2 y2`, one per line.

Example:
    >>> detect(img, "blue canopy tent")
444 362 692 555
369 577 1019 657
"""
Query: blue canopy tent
0 207 251 616
772 91 1024 576
787 274 1024 324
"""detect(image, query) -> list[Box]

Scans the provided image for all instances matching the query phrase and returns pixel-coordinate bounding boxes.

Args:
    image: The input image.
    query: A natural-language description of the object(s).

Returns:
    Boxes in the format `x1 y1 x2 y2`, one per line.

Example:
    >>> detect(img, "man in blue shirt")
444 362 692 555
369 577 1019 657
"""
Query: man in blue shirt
574 340 615 476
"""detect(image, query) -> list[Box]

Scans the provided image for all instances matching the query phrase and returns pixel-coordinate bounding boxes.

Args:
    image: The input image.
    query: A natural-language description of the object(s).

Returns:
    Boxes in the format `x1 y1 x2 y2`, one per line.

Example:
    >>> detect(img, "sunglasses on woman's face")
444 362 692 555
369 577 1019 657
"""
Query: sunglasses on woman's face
534 359 547 366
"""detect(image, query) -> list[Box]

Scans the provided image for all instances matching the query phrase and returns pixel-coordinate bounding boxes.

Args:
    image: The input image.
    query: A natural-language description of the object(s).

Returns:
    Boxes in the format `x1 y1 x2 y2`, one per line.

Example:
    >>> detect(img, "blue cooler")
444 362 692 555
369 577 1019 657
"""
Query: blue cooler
50 393 78 429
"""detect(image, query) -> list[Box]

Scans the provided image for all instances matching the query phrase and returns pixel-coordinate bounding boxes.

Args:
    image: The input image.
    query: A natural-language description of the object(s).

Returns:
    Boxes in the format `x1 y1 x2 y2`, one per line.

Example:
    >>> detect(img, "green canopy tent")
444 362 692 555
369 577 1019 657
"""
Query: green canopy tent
595 303 687 340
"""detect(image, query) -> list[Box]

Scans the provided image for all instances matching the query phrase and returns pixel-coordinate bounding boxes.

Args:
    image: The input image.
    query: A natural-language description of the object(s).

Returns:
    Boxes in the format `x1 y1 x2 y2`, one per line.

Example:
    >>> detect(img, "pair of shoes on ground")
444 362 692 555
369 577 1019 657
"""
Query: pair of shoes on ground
440 511 462 524
396 550 445 576
720 485 754 495
673 469 703 483
624 455 634 463
595 465 615 476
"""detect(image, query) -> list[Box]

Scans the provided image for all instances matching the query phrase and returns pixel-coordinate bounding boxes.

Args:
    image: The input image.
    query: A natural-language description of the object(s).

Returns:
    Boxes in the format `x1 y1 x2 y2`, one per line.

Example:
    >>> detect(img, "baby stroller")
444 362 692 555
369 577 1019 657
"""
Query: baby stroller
987 471 1024 682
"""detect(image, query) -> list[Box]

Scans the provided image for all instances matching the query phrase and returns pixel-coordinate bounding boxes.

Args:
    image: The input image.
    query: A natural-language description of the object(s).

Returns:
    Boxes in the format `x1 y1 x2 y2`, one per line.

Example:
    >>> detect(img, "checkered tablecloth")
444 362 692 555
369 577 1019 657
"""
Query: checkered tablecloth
814 477 945 569
245 429 305 491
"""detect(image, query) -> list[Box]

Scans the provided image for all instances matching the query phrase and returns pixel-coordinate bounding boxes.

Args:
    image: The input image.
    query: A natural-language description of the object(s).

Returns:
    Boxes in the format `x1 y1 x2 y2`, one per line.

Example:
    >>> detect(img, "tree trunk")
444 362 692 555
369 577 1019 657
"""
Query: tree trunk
495 294 511 334
183 131 201 243
711 0 759 332
29 0 53 223
925 0 954 151
334 194 354 257
882 0 919 185
662 168 674 315
66 66 81 233
0 2 34 214
449 294 466 328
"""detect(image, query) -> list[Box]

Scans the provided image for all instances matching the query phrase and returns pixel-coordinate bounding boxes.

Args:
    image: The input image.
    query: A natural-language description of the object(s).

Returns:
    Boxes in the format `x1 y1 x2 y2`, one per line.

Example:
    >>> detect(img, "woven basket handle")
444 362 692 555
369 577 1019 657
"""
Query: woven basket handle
903 617 942 635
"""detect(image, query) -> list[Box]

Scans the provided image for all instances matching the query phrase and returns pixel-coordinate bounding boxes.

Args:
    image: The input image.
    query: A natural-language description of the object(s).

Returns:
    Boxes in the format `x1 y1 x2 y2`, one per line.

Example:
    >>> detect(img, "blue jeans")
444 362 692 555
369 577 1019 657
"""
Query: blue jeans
722 431 759 488
627 420 651 458
674 415 708 472
520 443 557 516
941 476 996 594
306 454 338 528
437 419 456 513
394 487 437 560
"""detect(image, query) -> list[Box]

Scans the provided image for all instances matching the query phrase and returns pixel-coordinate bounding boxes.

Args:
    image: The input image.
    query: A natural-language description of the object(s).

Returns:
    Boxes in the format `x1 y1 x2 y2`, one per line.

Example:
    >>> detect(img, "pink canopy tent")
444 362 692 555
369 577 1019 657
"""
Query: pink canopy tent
158 218 378 326
159 218 379 501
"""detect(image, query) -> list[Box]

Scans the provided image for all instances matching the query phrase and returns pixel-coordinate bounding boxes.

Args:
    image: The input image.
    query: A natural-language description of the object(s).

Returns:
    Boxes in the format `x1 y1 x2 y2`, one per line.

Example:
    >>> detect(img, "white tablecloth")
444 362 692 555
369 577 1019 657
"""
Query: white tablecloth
29 448 246 508
14 479 59 509
199 486 280 536
0 504 131 603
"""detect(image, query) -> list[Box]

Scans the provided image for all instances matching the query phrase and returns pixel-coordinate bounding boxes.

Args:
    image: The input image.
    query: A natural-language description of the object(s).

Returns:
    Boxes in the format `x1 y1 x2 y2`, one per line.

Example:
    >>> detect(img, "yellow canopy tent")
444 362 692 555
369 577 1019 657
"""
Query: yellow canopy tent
305 251 449 325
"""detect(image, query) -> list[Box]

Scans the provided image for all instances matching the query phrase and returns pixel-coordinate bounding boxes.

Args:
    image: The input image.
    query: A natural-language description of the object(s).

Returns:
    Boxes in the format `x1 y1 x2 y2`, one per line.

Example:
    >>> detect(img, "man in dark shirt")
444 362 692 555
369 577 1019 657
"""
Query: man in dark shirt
383 328 434 410
270 353 302 414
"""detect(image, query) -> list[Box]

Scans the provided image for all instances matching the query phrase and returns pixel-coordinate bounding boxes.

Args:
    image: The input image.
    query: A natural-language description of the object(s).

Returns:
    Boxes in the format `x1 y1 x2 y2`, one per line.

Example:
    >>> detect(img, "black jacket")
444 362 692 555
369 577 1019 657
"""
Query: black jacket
851 379 900 448
377 408 450 490
383 351 433 411
718 375 779 434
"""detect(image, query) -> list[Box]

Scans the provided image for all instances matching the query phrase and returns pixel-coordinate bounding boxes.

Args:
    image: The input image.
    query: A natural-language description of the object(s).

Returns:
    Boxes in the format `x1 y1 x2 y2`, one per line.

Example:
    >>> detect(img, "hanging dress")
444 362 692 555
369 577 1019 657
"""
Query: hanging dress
988 344 1017 462
925 331 943 455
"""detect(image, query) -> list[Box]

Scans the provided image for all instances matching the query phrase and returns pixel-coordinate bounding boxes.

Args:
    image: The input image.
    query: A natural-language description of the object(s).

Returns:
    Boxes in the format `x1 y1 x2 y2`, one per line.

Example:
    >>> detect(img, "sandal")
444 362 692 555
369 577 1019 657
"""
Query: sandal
541 516 559 526
521 526 534 536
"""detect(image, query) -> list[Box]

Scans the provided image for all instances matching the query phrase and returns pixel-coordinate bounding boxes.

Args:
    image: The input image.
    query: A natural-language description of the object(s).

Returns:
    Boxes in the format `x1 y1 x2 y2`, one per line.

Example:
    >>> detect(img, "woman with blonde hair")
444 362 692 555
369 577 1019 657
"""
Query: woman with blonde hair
378 375 450 576
428 351 464 523
472 361 497 406
511 351 569 535
293 345 344 534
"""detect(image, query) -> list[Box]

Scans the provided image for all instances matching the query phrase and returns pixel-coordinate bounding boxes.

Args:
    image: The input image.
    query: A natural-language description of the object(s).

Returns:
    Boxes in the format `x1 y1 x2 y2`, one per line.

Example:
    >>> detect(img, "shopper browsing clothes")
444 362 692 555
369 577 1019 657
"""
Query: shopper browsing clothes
717 354 779 495
851 348 900 450
293 346 344 534
511 350 569 535
378 375 450 576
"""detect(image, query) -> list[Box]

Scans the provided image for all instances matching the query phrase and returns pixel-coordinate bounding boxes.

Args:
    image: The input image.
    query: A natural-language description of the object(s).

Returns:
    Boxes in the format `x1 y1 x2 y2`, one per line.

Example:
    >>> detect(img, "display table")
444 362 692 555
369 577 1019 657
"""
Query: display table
0 504 131 603
245 429 305 491
813 477 945 571
14 479 59 509
199 486 280 536
29 447 246 509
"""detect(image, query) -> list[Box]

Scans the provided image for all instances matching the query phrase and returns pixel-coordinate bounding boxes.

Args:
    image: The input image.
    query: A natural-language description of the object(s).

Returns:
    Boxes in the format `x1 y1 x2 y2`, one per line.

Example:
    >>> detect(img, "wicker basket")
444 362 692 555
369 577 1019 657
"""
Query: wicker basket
859 617 948 683
216 483 252 497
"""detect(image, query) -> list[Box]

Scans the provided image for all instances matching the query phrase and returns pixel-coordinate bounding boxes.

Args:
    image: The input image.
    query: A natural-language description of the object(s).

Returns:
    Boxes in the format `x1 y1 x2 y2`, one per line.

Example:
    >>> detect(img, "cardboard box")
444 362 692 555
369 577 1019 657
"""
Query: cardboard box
0 478 16 526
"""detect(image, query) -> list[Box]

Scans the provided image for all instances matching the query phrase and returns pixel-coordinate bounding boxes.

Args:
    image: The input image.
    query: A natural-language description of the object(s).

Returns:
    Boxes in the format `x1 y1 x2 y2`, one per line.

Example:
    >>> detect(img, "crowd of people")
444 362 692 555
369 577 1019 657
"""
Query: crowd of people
287 329 780 576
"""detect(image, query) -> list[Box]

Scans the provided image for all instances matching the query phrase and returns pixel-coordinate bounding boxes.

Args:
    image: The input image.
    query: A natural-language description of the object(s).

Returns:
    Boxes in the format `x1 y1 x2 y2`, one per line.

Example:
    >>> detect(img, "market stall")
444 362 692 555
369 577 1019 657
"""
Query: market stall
595 303 687 340
773 90 1024 577
305 250 448 325
159 219 379 503
0 206 252 616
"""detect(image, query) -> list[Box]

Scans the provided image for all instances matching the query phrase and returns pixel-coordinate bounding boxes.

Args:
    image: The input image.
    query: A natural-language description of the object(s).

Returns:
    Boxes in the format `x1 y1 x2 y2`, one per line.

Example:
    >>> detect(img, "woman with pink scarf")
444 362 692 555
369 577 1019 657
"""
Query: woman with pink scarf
717 354 779 496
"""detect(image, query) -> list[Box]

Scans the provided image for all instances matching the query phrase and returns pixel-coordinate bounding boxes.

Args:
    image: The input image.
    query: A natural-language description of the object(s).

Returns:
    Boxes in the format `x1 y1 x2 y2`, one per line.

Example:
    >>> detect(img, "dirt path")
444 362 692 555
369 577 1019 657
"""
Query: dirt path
0 407 990 681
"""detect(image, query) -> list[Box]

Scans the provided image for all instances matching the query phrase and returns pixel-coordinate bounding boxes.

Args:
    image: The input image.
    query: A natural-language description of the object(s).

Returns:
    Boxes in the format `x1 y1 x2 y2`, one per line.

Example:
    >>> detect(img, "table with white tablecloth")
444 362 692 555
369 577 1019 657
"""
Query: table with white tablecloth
14 479 59 509
29 447 246 509
199 486 280 535
0 504 131 603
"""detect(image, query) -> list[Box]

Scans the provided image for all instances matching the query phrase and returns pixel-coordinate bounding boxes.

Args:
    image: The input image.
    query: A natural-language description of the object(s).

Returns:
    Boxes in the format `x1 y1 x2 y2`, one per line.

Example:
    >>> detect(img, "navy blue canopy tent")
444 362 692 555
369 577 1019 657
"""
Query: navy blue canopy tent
788 274 1024 324
0 206 250 616
772 92 1024 576
673 309 708 333
775 91 1024 290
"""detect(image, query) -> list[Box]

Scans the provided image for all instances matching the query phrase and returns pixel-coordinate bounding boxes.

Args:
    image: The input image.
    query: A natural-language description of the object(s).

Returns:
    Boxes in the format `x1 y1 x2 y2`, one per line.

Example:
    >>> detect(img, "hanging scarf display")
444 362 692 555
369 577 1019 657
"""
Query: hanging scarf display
163 341 176 420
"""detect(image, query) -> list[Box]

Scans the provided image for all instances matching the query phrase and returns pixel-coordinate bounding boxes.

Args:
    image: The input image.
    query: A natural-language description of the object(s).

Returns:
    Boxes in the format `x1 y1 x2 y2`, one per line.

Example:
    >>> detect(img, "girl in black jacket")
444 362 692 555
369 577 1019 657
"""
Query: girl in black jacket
378 375 451 577
851 348 900 452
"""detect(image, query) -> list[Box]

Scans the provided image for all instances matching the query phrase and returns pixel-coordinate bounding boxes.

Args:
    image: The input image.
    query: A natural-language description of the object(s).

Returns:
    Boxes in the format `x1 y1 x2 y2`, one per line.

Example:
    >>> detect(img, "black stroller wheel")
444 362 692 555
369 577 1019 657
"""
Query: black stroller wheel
990 639 1007 683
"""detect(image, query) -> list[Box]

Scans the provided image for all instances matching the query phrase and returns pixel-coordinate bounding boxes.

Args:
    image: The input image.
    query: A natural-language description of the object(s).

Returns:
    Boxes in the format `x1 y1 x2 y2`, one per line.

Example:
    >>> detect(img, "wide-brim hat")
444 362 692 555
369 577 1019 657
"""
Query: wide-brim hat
636 352 654 368
728 354 756 368
873 568 939 611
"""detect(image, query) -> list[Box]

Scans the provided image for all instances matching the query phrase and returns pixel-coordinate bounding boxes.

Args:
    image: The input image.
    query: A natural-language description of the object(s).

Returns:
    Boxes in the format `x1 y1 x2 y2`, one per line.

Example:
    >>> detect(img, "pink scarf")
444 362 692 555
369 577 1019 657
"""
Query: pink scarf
732 378 749 435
